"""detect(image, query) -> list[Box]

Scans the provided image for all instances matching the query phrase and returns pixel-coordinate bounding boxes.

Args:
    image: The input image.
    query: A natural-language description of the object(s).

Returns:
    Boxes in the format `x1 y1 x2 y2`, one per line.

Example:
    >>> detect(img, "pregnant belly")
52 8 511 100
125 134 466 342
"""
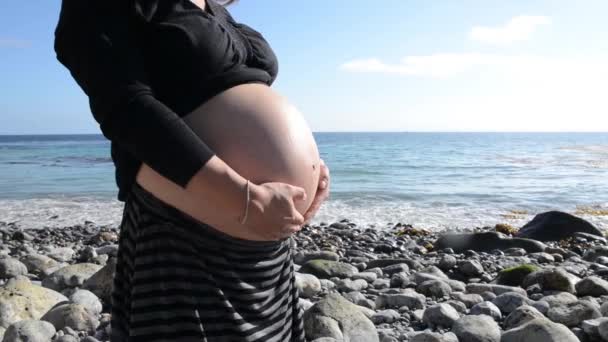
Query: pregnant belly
182 83 321 214
137 83 320 218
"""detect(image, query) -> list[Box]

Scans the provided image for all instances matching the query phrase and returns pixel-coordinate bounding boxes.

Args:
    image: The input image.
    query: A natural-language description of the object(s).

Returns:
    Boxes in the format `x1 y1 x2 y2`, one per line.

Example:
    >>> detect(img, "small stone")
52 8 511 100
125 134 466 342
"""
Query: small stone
451 292 483 308
504 305 545 329
0 257 28 279
452 315 501 342
546 300 601 327
417 280 452 298
371 309 401 324
470 301 502 320
458 260 484 277
376 289 426 310
491 292 532 314
299 260 358 279
576 276 608 297
40 303 100 333
422 303 460 328
295 272 322 298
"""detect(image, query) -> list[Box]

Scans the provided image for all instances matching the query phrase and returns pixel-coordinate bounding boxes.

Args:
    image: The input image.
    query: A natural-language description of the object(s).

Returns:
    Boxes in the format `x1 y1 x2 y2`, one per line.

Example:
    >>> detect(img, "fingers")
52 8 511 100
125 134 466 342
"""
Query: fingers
283 210 305 225
290 185 307 202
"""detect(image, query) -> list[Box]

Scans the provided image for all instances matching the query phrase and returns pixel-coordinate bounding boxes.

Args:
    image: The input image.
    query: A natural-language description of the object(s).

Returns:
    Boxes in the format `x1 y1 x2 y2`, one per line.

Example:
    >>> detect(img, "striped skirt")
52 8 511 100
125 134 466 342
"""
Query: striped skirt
110 181 306 342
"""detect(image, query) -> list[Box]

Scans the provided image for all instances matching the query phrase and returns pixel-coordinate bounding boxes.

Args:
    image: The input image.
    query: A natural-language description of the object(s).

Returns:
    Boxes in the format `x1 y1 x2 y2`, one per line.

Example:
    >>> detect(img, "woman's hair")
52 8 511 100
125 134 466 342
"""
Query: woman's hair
217 0 238 6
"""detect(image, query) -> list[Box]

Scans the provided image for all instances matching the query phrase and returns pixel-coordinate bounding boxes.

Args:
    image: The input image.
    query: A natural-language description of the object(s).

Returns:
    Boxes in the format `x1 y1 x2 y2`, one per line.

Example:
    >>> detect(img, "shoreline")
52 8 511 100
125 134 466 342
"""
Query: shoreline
1 211 608 340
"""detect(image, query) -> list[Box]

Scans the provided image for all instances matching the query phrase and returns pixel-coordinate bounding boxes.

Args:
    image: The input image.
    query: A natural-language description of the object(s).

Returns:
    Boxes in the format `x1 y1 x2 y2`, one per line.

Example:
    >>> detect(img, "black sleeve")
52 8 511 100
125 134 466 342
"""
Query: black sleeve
53 0 216 189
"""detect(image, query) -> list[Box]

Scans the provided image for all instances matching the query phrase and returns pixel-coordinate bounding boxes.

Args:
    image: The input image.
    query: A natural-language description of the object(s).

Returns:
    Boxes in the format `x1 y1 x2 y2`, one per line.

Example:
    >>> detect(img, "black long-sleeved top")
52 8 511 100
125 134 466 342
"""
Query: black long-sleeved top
54 0 278 201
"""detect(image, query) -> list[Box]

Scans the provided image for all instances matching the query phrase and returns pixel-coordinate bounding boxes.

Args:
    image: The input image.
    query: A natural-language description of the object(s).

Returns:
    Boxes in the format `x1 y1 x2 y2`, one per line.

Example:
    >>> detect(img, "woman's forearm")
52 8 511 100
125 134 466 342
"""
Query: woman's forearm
184 155 249 230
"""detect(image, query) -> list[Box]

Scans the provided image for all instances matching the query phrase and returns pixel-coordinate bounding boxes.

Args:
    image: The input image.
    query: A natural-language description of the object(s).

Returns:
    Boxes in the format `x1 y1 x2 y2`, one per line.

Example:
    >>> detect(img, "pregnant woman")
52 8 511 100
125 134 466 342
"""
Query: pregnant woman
54 0 330 341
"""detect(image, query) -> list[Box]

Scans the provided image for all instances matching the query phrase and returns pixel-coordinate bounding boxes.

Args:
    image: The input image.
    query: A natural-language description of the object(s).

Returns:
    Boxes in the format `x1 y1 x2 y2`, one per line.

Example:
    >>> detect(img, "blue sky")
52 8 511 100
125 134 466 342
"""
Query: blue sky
1 0 607 134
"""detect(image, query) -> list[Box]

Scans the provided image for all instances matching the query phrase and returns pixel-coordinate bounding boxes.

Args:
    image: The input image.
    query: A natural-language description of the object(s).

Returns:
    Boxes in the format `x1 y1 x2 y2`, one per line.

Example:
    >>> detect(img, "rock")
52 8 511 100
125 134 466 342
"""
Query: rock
45 247 74 262
82 257 115 305
501 318 580 342
470 302 502 320
435 232 546 253
95 245 118 257
376 289 426 310
529 252 555 263
598 318 608 341
410 331 459 342
293 251 340 265
68 289 102 315
295 272 322 298
466 283 527 296
503 305 545 329
540 292 578 307
371 309 401 324
19 254 60 278
352 272 378 283
492 292 533 314
452 315 501 342
438 255 457 271
458 260 484 277
336 278 368 292
522 268 577 293
451 292 483 308
40 303 99 333
445 300 468 314
389 272 409 288
0 276 68 328
0 258 28 279
413 267 466 292
423 303 460 328
516 210 602 242
41 263 102 292
366 259 422 271
584 246 608 262
417 280 452 298
304 292 378 342
299 260 358 279
2 319 56 342
581 317 608 339
496 264 540 286
546 300 601 327
382 263 410 276
576 276 608 297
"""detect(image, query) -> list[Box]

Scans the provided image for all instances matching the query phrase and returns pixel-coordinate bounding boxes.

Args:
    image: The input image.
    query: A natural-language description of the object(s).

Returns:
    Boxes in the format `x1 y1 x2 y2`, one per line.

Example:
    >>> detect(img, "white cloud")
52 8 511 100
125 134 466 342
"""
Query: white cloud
469 15 551 45
340 53 608 79
337 53 608 131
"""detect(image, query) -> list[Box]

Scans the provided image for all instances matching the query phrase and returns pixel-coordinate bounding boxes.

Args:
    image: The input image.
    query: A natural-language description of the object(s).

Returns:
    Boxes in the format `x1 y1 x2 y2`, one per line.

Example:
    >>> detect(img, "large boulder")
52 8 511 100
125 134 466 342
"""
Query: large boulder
0 258 28 279
0 276 68 328
452 315 501 342
299 260 358 279
495 264 540 287
516 211 603 242
2 319 56 342
83 257 116 304
304 292 378 342
522 268 578 293
41 263 102 292
501 318 580 342
435 232 546 253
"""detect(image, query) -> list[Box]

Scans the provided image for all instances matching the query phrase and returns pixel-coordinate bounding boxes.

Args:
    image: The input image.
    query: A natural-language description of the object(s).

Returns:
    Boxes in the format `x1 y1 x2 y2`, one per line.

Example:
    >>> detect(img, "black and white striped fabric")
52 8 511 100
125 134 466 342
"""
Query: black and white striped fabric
110 181 306 342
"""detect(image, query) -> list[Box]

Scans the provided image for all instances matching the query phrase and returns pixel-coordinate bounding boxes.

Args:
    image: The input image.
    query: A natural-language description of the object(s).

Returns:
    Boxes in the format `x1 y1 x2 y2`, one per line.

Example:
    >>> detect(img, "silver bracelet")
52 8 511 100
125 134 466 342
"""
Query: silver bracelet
239 179 250 224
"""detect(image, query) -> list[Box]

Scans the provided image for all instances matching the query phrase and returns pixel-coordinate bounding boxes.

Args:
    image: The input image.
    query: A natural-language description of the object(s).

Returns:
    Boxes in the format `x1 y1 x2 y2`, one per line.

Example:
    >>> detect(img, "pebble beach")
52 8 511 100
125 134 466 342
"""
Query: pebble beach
2 211 608 342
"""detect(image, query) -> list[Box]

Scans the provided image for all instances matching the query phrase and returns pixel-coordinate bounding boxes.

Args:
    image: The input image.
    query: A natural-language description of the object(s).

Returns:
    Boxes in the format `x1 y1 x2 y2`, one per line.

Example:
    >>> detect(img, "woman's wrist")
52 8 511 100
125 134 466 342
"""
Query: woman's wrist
185 155 250 225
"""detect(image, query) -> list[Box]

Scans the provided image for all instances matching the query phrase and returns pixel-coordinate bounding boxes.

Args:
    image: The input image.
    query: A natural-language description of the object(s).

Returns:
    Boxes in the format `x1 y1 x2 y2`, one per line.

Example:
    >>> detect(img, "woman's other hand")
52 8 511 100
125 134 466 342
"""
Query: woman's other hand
303 158 330 225
243 181 308 240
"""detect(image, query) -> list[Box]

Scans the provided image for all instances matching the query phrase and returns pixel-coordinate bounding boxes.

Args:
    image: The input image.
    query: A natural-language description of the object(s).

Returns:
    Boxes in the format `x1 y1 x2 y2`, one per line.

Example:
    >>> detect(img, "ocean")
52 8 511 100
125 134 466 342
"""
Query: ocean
1 132 607 231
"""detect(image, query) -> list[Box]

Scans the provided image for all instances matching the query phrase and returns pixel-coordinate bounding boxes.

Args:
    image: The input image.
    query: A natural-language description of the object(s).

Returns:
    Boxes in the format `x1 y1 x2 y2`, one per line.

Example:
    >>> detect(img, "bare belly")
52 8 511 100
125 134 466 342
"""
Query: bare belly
135 83 321 219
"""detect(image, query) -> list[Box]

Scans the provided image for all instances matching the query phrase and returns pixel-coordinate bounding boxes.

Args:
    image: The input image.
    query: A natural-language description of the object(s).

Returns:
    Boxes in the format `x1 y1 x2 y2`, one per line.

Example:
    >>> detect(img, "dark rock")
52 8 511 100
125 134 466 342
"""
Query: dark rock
435 232 546 253
516 211 603 242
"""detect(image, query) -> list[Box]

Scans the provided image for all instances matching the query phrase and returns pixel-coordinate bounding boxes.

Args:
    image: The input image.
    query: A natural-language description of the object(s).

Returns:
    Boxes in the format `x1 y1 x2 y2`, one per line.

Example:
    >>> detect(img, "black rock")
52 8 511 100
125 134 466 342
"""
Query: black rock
516 211 603 242
434 232 546 253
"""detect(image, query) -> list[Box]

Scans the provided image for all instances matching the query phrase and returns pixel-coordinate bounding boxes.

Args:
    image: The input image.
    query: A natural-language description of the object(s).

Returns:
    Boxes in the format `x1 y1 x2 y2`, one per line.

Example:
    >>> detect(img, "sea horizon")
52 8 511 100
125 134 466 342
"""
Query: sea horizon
1 132 607 231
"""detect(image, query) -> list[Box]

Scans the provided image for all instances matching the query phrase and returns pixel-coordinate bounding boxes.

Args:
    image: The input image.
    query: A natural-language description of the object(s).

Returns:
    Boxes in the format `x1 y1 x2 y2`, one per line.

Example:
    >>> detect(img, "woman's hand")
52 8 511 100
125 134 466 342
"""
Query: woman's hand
242 181 308 241
303 158 330 225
